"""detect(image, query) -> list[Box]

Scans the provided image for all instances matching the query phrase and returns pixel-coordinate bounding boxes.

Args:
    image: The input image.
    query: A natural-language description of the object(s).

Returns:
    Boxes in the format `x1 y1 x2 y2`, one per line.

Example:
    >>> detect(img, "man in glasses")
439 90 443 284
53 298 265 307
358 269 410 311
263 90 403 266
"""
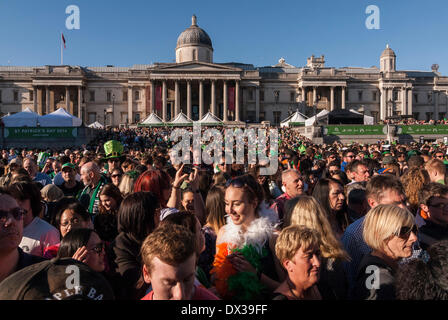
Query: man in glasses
425 159 446 185
0 188 45 284
341 149 356 173
418 183 448 250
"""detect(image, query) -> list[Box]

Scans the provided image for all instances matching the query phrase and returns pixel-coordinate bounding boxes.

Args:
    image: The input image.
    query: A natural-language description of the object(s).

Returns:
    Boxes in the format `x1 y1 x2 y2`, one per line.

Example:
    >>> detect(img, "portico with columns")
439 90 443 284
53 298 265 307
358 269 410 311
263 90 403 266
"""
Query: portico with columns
147 62 243 122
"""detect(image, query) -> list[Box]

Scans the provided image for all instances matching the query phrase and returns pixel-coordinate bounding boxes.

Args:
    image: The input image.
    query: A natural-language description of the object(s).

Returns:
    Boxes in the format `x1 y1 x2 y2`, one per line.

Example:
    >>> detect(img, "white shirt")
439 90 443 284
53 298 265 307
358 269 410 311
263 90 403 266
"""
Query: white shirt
19 217 60 257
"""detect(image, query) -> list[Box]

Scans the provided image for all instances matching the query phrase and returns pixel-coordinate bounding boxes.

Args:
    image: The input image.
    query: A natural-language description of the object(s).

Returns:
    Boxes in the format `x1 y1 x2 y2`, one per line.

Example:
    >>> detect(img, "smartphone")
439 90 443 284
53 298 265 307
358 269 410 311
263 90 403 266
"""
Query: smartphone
182 164 193 174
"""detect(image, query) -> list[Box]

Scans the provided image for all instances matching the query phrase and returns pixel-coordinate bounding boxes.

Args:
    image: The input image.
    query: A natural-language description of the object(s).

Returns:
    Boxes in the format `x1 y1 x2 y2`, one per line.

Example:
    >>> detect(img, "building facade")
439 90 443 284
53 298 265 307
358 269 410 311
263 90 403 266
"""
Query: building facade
1 16 448 126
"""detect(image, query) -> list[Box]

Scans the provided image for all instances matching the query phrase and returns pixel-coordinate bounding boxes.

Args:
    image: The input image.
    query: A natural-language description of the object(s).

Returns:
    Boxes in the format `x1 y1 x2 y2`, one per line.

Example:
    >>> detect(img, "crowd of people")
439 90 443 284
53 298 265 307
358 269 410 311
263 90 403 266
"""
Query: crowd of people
1 125 448 300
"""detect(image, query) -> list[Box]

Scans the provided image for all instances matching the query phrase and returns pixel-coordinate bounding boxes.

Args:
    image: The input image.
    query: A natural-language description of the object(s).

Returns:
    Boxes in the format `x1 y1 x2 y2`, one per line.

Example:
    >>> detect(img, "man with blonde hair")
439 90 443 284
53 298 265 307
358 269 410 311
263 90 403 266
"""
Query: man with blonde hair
424 158 446 184
140 224 219 300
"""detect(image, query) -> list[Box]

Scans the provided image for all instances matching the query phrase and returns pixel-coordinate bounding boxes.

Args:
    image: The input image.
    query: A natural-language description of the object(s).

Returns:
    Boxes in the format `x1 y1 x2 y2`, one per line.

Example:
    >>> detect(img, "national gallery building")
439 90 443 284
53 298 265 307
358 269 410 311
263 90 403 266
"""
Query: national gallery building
1 15 448 126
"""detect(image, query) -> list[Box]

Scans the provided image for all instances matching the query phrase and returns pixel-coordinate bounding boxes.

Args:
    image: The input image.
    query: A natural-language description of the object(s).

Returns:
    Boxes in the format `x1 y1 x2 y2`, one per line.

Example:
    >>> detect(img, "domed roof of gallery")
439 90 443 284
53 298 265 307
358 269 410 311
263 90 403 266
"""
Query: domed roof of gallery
176 15 213 49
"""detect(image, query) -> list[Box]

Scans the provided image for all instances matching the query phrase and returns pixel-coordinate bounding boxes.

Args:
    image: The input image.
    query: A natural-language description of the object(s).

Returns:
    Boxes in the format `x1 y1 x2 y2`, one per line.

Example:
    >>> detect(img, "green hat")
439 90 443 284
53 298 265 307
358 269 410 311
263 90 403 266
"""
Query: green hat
102 140 125 161
61 163 76 170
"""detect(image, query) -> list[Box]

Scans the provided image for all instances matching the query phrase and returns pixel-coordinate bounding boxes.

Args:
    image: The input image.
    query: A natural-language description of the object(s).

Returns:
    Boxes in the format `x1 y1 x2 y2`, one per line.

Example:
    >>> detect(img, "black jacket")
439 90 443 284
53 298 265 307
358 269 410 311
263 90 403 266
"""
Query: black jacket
351 253 396 300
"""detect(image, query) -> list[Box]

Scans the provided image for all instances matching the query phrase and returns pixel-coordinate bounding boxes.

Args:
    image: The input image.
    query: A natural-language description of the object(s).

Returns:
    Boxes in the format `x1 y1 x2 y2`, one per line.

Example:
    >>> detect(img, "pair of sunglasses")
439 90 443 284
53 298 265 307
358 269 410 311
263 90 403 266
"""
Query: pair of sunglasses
398 225 418 238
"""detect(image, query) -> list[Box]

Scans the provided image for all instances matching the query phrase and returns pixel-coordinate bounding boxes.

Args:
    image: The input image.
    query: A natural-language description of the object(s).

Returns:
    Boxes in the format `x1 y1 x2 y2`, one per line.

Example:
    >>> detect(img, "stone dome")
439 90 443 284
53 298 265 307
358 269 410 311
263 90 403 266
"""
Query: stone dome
176 15 213 50
381 44 396 57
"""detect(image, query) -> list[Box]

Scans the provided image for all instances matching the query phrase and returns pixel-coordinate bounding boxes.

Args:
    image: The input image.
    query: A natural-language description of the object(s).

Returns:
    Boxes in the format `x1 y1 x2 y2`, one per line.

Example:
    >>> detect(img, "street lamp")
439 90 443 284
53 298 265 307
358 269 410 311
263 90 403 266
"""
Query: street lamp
104 108 107 126
112 93 115 127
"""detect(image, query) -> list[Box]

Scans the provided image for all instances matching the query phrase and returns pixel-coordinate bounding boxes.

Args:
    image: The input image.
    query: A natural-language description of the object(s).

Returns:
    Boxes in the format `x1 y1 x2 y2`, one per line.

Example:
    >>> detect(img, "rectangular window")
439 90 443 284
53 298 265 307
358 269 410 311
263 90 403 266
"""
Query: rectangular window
372 91 377 101
134 90 140 101
89 90 95 102
260 90 264 102
134 112 141 123
29 90 34 102
413 112 420 120
290 92 295 102
394 91 399 101
123 91 128 102
248 89 254 101
414 93 419 103
107 91 111 102
121 112 128 123
88 112 97 124
14 90 19 102
273 111 281 125
358 91 363 101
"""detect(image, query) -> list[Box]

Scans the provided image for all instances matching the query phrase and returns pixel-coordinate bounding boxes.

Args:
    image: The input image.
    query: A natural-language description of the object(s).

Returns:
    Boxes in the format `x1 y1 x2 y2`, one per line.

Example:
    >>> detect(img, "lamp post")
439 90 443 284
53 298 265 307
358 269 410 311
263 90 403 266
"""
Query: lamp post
112 93 115 127
387 99 393 119
104 108 107 126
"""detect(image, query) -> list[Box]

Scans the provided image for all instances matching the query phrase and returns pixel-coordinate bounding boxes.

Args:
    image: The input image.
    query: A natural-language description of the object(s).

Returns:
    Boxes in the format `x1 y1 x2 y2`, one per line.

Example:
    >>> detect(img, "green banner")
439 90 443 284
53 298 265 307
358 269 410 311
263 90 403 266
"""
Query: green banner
5 127 77 138
324 125 386 135
399 125 448 135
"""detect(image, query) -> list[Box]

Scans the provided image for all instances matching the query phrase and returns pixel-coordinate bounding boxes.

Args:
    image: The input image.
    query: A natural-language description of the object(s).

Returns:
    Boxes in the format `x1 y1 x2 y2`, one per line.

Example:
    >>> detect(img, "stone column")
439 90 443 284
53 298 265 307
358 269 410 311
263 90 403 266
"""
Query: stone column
174 80 180 116
301 87 306 103
37 88 43 115
211 80 216 116
162 81 167 122
408 88 413 116
50 89 55 113
128 86 133 124
401 88 407 115
341 87 346 109
45 86 50 115
66 86 71 114
187 80 192 120
330 86 335 111
150 81 155 115
199 80 204 119
33 87 37 112
223 80 228 122
255 86 260 122
235 80 240 122
380 87 386 120
78 86 82 120
435 91 440 121
313 87 317 105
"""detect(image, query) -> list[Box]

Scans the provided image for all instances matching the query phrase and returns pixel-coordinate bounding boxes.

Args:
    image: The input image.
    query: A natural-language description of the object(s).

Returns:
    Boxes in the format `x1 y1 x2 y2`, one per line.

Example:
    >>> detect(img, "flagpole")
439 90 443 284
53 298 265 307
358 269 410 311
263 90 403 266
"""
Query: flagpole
61 32 63 65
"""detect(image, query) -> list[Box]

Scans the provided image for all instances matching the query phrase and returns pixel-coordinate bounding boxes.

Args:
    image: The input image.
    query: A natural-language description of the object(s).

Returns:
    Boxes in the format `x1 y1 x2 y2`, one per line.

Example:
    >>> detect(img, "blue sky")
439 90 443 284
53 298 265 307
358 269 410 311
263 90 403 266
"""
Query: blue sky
1 0 447 74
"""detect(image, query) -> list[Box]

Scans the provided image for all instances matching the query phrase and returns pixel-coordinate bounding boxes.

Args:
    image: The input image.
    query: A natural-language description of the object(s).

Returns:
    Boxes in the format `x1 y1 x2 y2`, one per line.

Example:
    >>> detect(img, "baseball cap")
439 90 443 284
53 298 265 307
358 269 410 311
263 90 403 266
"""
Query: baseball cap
61 163 76 170
0 258 114 300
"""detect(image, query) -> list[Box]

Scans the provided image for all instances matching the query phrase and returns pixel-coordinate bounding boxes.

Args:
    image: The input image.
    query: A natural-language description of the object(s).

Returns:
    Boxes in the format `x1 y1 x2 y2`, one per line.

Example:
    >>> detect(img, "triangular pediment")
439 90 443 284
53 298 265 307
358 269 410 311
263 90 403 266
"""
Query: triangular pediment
154 61 242 72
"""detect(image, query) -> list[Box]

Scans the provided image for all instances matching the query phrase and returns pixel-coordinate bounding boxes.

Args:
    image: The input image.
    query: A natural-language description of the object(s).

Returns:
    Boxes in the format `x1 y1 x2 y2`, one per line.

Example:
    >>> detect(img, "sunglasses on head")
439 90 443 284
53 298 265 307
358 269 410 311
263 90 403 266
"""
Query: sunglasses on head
0 207 26 224
397 225 418 238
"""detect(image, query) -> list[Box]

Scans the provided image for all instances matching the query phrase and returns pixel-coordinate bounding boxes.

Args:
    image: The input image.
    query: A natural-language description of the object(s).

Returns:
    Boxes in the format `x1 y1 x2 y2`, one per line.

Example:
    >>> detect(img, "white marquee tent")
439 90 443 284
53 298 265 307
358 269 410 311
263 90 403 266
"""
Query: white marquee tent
304 109 330 126
38 108 83 127
139 113 165 127
195 112 223 126
280 110 308 127
2 107 39 127
168 112 193 126
88 121 105 129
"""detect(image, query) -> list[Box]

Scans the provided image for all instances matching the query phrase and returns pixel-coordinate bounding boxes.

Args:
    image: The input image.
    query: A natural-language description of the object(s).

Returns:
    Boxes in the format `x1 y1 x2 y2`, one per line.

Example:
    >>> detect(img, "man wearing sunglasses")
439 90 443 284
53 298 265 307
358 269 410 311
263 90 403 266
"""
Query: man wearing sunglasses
418 183 448 250
0 188 45 284
341 149 356 173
